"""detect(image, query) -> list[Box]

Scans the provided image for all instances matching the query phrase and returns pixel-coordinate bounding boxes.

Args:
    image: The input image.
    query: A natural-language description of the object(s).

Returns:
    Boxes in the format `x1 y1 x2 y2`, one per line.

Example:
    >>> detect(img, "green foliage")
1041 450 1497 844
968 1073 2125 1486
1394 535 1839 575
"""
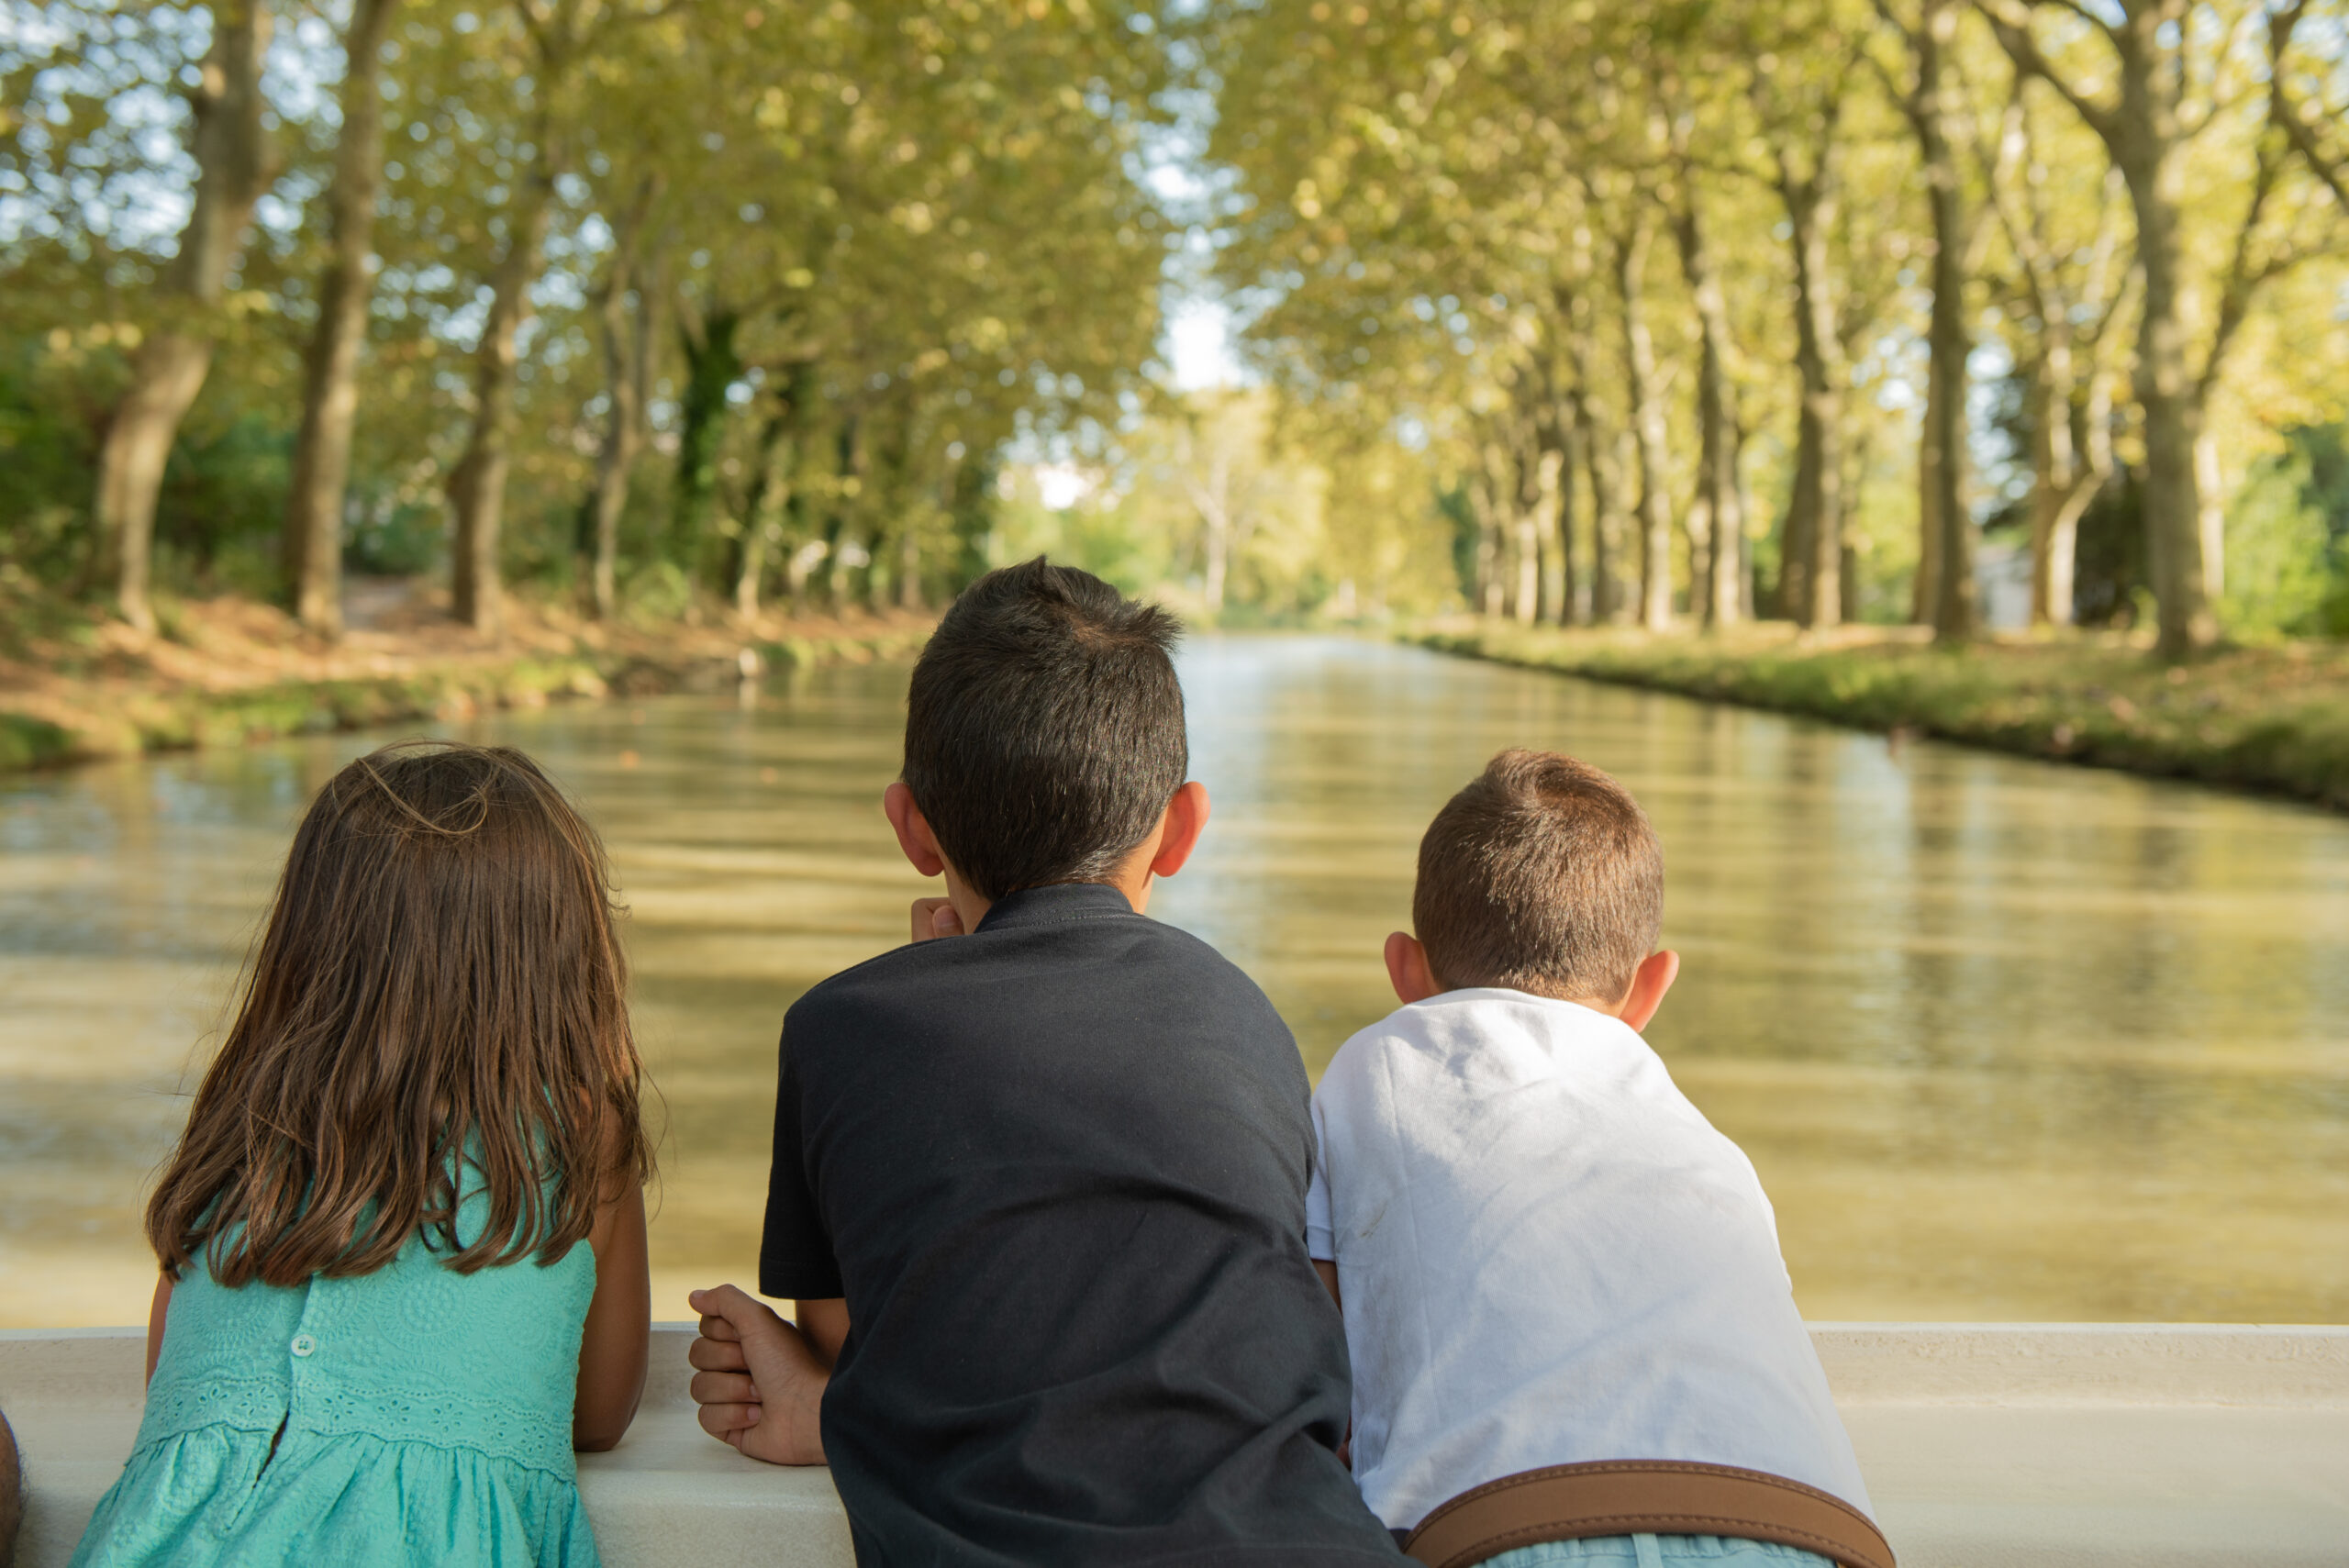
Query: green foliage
1435 484 1478 607
0 329 299 597
0 712 73 772
7 0 2348 651
623 559 695 623
153 407 293 596
2286 425 2349 637
1419 624 2349 810
2 0 1178 625
0 334 107 584
1197 0 2349 641
2222 450 2335 639
344 499 443 576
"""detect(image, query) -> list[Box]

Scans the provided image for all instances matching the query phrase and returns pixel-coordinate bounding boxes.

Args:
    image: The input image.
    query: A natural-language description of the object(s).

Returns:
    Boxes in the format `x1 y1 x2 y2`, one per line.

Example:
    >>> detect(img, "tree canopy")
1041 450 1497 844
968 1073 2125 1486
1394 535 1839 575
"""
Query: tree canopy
3 0 2346 649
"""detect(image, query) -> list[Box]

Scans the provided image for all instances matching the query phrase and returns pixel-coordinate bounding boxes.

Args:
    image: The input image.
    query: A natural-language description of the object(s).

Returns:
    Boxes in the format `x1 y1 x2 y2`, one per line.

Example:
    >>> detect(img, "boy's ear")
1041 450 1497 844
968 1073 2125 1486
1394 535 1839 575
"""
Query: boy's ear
1385 931 1442 1006
882 782 946 878
1617 949 1681 1033
1146 781 1211 879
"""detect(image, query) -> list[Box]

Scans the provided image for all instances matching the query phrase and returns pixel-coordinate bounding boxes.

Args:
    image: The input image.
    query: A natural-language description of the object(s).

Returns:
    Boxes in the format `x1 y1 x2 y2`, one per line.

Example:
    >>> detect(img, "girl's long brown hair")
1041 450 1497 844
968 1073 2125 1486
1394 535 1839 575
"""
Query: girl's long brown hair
148 740 652 1286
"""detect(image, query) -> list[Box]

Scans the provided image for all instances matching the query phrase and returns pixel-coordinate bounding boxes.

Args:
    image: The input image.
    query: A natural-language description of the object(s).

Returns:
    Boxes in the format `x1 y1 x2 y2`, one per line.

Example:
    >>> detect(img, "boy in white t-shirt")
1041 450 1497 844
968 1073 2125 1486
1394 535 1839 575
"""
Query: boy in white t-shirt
1309 750 1892 1568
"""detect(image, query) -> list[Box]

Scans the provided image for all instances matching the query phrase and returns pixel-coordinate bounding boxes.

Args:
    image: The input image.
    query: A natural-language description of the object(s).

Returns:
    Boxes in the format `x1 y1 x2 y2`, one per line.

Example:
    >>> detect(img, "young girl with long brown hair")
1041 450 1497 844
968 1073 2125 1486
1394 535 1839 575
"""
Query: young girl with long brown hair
72 741 653 1567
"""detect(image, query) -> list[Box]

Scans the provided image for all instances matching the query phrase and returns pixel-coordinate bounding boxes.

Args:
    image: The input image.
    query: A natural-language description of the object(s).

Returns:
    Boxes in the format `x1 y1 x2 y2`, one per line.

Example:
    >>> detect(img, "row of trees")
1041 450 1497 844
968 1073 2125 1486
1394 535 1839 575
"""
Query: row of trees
4 0 1171 638
7 1 2347 648
1205 0 2349 654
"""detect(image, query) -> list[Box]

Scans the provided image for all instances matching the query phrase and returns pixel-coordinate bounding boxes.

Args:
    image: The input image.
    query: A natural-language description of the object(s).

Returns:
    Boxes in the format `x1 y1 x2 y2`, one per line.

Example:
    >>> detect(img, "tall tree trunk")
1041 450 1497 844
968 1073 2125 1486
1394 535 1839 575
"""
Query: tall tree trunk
1467 457 1504 617
1988 88 2125 628
1842 421 1874 622
1201 506 1231 609
1189 442 1235 612
2191 428 2223 604
1987 0 2215 655
2026 326 2115 626
1614 211 1675 631
1732 418 1758 614
1535 426 1568 625
1548 406 1581 625
1662 81 1740 628
588 188 660 620
1913 359 1943 625
1673 180 1742 629
1781 161 1845 630
673 304 745 585
1557 291 1605 625
1912 0 1976 640
734 417 791 623
734 360 811 621
1505 419 1542 624
283 0 401 639
1580 403 1630 625
448 132 561 636
90 0 276 633
824 414 866 611
866 406 913 615
2124 146 2213 654
897 524 924 611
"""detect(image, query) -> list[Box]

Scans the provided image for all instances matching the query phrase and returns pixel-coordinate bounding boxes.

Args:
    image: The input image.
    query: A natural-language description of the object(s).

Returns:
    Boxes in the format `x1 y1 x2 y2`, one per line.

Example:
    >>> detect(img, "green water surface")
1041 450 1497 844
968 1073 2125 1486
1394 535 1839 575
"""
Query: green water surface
3 637 2343 1325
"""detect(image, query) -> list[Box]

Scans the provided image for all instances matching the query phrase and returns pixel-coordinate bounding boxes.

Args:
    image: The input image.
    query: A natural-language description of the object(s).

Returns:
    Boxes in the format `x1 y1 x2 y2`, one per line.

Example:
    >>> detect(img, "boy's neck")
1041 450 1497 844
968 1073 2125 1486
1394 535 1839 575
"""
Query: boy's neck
1387 931 1679 1032
944 845 1158 934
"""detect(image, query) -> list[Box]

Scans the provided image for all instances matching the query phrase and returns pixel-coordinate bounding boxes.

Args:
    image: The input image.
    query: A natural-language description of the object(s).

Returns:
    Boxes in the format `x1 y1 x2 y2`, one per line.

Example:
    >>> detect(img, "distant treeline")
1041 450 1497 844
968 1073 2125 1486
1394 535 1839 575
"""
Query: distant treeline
6 2 2349 651
1207 0 2349 652
1 0 1171 637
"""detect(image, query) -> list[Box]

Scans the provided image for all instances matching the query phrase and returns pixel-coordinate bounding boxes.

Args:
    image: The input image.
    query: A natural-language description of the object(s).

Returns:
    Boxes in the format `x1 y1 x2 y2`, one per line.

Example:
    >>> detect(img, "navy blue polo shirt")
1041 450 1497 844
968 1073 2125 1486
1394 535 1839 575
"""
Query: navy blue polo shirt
761 881 1401 1567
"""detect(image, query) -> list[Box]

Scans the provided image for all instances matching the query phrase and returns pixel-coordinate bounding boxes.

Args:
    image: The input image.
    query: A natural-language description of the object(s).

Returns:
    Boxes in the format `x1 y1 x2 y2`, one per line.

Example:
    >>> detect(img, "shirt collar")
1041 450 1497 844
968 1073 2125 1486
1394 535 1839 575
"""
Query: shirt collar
974 881 1140 933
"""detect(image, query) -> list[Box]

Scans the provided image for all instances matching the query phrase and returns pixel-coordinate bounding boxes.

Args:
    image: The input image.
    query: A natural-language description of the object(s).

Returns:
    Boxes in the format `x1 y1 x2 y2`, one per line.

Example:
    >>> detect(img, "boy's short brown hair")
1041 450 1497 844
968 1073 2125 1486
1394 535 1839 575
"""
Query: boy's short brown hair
1413 749 1663 1004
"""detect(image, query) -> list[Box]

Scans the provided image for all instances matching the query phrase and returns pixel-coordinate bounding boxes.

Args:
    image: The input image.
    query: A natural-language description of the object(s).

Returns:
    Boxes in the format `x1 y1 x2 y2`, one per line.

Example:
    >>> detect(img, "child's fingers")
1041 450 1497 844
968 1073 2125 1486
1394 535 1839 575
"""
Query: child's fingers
691 1284 783 1340
909 895 963 942
687 1287 748 1332
684 1285 829 1465
690 1369 763 1407
689 1334 751 1373
696 1400 762 1440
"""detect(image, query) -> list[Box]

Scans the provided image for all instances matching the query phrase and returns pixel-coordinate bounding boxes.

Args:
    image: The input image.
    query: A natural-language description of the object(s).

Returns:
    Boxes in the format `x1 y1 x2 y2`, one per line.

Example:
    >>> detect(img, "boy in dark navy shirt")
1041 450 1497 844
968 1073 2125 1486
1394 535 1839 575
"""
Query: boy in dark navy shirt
686 560 1400 1568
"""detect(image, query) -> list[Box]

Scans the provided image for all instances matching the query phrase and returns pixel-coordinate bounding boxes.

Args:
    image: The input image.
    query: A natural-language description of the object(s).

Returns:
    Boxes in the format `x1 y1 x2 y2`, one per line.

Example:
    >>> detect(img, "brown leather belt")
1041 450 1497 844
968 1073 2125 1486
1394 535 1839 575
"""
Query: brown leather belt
1400 1460 1895 1568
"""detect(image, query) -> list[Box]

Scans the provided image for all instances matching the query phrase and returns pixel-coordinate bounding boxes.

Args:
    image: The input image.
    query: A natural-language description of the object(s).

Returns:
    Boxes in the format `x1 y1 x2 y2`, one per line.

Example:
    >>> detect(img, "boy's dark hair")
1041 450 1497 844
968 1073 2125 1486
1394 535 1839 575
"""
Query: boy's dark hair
1413 749 1663 1003
904 558 1186 900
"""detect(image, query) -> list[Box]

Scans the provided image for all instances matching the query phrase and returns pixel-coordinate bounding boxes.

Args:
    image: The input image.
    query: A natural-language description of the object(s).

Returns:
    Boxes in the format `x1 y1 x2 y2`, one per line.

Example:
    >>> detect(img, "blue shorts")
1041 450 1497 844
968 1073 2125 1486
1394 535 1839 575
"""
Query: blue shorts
1486 1536 1838 1568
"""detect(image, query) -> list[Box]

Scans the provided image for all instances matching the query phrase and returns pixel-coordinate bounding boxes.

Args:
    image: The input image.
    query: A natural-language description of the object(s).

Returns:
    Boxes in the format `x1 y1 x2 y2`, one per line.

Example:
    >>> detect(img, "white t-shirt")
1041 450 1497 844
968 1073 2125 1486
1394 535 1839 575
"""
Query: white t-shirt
1306 988 1874 1532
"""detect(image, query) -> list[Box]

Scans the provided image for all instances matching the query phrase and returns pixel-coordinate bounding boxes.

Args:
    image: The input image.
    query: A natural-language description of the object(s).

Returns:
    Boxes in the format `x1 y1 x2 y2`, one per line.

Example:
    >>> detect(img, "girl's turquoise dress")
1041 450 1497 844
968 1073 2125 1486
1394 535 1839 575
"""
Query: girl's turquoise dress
71 1181 601 1568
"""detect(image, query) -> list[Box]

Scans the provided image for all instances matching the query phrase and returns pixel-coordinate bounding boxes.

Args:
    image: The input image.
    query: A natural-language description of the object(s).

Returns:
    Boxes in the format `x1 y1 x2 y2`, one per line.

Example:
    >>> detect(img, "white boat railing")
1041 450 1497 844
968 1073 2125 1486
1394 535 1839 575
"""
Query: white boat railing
5 1322 2345 1567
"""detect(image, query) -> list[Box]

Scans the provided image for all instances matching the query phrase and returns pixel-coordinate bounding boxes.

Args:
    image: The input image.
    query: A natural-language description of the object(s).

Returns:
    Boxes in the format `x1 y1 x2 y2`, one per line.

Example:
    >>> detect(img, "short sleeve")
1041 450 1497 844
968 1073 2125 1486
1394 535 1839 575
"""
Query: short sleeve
1304 1096 1335 1262
758 1031 845 1300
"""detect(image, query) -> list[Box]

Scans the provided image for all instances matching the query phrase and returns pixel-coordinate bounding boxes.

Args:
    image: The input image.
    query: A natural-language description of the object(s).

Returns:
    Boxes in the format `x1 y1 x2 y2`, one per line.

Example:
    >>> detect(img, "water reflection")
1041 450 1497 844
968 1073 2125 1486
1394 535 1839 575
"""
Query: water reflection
2 637 2343 1326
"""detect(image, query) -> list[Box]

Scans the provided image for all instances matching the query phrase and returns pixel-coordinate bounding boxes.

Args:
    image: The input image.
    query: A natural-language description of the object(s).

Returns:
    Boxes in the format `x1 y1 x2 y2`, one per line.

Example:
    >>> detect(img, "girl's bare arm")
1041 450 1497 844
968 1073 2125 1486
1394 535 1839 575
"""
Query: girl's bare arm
145 1273 174 1385
573 1180 650 1452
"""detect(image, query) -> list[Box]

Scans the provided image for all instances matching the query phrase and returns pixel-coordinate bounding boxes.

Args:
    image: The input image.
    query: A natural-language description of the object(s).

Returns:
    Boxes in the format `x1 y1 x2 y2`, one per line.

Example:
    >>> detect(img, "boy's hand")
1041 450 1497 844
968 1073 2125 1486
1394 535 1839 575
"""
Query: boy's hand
909 896 964 942
686 1284 829 1465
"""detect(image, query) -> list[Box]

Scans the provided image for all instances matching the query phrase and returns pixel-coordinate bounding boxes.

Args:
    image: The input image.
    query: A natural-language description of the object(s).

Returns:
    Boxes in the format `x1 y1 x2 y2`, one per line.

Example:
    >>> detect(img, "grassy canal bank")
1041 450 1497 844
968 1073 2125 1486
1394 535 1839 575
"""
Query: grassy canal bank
1411 622 2349 811
0 580 932 775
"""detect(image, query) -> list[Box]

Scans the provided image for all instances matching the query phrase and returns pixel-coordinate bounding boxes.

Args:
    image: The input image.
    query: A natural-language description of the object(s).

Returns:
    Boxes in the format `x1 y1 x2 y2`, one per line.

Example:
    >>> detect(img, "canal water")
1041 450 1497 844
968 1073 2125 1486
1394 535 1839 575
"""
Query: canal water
4 637 2345 1328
